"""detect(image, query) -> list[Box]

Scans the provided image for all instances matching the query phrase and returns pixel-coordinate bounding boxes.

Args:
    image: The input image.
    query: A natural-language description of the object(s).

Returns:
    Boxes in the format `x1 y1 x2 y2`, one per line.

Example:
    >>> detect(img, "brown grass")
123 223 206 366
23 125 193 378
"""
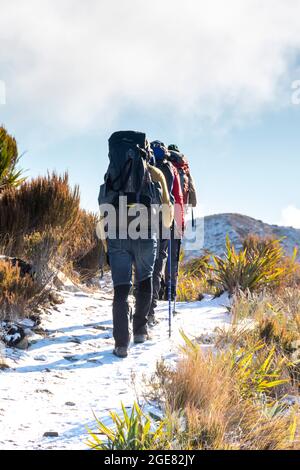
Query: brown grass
151 341 299 449
0 172 80 256
0 259 49 320
177 253 216 301
0 174 101 283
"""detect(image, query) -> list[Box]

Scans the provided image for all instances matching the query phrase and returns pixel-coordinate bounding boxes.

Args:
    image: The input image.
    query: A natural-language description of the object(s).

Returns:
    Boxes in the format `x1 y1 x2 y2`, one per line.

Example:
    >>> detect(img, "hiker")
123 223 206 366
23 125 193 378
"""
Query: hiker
164 144 197 301
97 131 173 358
148 140 183 325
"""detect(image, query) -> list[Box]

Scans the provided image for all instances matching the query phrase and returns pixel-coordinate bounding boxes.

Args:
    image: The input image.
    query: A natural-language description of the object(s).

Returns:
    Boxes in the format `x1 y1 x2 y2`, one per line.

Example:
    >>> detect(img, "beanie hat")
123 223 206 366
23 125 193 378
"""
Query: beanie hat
168 144 180 152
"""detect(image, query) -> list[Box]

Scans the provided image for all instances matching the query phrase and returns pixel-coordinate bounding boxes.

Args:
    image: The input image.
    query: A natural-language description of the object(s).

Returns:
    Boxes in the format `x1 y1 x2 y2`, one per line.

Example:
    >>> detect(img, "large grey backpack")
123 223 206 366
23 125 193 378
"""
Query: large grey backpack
99 131 159 208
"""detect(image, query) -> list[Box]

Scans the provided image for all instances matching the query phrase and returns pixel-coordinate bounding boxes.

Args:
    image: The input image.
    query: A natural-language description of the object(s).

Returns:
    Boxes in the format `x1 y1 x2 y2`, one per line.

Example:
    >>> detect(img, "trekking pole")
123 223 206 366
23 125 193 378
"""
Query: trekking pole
168 236 172 338
173 293 177 316
99 242 105 279
172 241 180 316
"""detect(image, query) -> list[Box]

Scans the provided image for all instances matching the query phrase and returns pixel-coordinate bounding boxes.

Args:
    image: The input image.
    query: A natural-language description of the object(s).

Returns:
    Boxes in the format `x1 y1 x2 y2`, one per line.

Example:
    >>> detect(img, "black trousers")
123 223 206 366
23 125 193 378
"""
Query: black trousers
150 239 169 316
113 277 152 347
165 236 181 289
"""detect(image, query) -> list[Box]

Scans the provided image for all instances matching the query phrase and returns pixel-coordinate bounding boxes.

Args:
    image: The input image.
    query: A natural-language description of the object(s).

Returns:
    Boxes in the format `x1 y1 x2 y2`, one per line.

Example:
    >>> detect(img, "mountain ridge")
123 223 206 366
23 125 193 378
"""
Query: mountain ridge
185 213 300 259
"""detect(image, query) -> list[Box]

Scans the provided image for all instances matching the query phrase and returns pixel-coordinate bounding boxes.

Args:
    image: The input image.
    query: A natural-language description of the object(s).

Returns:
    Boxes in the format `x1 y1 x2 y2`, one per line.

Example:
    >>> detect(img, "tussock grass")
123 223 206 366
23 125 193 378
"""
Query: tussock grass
177 235 299 302
0 258 49 320
213 235 297 295
216 288 300 388
150 334 299 450
177 252 216 301
0 171 101 283
87 402 167 450
0 172 80 256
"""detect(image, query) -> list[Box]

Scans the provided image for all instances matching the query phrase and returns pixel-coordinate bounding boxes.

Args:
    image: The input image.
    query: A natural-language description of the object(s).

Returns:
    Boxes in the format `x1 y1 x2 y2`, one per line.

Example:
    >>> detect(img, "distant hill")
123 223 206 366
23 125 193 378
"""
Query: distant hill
184 213 300 259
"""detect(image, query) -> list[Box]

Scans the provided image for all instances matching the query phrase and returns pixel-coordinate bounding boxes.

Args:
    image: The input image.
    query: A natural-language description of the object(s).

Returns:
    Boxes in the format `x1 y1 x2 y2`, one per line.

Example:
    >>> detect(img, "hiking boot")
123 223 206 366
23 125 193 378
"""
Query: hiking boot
148 314 160 327
113 346 128 358
134 333 151 344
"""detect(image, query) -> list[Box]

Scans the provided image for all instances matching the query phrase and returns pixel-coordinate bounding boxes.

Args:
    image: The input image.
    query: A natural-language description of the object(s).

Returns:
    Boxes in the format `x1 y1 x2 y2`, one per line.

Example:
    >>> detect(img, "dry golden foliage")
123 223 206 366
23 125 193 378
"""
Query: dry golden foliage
151 340 299 450
0 172 80 256
0 259 47 320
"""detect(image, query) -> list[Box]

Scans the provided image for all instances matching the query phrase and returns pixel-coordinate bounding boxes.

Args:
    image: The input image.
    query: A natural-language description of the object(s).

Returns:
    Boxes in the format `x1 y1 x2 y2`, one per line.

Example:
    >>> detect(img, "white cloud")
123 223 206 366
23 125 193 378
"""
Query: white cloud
0 80 5 105
1 0 300 133
281 205 300 229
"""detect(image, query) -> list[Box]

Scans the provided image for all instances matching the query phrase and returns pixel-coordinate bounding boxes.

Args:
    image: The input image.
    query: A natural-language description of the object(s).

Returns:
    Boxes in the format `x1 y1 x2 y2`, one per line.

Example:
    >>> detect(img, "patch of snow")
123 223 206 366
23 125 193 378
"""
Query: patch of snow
0 284 230 450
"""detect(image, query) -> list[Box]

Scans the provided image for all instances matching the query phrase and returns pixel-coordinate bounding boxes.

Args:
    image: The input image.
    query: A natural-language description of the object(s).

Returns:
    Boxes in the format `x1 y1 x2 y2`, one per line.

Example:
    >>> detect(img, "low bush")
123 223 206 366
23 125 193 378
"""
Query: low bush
0 259 47 320
87 402 167 450
177 253 215 301
0 126 25 191
67 209 102 280
0 172 80 256
213 235 296 295
149 332 299 450
0 172 100 282
216 289 300 388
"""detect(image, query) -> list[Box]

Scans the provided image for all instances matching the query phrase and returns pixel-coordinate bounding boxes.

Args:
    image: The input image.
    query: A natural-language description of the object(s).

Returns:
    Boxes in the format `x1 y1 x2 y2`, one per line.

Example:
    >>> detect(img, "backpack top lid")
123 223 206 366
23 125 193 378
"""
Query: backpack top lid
108 130 149 173
150 140 170 161
109 130 147 149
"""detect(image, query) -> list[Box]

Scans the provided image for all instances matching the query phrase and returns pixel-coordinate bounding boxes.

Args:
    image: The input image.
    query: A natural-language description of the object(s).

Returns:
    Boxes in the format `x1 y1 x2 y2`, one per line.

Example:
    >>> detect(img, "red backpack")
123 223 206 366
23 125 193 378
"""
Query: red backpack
168 150 190 205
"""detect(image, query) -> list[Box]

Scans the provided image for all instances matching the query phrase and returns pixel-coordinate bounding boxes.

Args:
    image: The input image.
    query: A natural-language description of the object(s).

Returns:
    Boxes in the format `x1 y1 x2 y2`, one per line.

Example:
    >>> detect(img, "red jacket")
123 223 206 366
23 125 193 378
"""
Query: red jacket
171 165 185 236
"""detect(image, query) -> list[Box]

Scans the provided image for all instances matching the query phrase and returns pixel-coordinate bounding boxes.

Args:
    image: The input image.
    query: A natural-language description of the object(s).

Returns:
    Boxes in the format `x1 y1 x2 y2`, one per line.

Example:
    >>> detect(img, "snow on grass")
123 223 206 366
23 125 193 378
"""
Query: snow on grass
0 282 230 450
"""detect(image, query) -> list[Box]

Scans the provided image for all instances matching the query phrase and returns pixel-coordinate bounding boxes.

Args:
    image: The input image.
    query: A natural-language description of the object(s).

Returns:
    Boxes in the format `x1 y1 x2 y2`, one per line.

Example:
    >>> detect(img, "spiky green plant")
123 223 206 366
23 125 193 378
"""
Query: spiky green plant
177 252 216 301
230 342 290 399
213 235 288 295
86 402 167 450
0 126 25 190
180 330 289 399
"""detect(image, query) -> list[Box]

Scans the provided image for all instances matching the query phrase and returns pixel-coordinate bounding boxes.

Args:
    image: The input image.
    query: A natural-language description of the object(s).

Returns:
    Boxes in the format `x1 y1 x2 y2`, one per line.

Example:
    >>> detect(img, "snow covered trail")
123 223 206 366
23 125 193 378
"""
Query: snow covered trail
0 283 230 450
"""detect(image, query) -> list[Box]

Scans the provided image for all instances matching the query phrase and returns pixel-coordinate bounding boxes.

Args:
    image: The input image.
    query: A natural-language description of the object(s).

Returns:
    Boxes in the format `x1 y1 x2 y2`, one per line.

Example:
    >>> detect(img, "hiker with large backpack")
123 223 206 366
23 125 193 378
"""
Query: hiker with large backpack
97 131 173 358
168 144 197 208
148 140 183 326
164 144 198 301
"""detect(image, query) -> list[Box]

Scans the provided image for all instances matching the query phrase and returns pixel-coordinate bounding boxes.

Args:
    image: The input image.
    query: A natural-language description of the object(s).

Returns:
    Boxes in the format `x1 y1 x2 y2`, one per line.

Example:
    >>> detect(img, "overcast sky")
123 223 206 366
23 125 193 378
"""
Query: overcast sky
1 0 300 227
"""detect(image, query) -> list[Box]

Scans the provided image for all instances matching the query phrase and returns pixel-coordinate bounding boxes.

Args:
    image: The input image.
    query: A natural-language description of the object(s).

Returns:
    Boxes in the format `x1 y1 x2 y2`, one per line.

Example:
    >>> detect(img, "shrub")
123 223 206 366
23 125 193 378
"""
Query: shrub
0 173 79 272
182 253 213 279
0 126 25 191
67 209 103 280
74 239 103 281
22 229 65 282
150 332 298 450
258 314 299 356
177 253 215 301
243 234 278 256
229 290 300 352
243 235 300 291
0 259 46 320
87 402 167 450
0 172 80 256
213 235 291 295
0 173 102 281
177 277 206 302
66 210 97 261
216 290 300 388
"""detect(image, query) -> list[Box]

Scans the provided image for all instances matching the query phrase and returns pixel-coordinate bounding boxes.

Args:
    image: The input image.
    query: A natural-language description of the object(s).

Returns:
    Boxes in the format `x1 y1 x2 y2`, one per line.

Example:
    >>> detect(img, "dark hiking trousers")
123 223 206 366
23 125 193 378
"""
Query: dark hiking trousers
108 237 157 347
149 238 169 316
165 235 182 295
